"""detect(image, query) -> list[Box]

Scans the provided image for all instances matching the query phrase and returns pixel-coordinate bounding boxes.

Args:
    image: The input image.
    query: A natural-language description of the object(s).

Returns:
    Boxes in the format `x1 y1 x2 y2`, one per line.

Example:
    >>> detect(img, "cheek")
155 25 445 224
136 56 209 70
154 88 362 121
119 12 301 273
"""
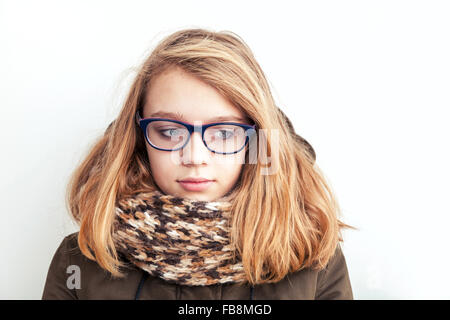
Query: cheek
213 152 245 179
147 148 176 178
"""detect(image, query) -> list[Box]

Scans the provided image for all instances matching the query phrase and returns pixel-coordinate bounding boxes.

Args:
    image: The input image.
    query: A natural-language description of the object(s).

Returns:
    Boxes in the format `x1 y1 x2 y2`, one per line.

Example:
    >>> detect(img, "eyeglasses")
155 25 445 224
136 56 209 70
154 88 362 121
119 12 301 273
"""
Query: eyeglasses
136 110 257 154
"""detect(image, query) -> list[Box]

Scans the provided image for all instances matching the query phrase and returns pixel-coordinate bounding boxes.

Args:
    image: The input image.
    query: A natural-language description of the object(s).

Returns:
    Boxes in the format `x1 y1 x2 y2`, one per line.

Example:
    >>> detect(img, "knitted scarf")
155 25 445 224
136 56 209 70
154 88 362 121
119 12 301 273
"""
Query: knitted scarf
112 189 247 286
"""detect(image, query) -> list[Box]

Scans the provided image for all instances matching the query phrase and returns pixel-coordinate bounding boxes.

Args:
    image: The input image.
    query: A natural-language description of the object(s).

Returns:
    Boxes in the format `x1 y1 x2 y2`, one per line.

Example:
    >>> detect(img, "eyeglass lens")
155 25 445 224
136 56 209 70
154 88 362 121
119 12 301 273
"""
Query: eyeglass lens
146 120 248 153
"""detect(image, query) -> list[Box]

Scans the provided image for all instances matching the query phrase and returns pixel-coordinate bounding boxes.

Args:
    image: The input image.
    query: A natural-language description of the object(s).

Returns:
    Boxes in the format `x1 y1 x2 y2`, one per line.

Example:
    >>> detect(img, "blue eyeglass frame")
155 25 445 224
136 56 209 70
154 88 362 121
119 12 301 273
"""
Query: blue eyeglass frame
135 110 257 154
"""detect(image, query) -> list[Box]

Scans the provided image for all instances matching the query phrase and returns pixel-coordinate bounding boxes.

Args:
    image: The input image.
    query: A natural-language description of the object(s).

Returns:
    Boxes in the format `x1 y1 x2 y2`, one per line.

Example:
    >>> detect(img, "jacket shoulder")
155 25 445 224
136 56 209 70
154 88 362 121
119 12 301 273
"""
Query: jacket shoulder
314 243 353 300
63 232 82 254
42 232 82 299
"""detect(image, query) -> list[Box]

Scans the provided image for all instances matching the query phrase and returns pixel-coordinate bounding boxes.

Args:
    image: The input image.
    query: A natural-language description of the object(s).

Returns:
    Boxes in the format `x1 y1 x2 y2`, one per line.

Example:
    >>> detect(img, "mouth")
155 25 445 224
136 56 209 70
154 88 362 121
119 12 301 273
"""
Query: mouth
177 178 215 192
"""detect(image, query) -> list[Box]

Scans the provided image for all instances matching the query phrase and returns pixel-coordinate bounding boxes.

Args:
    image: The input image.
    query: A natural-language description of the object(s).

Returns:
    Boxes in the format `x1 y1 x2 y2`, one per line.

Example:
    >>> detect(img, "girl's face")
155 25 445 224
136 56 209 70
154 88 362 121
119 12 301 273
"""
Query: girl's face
142 66 250 201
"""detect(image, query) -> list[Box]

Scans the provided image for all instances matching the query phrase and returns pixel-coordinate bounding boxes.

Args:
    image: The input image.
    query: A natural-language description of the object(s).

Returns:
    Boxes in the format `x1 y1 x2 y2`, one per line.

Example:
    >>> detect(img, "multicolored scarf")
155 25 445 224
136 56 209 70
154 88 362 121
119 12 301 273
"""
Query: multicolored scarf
112 190 247 286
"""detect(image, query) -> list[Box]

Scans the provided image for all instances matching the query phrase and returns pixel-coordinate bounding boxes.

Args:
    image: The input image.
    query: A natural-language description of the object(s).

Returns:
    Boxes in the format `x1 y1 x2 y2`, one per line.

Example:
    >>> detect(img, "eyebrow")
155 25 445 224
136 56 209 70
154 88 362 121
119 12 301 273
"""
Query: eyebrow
148 111 248 123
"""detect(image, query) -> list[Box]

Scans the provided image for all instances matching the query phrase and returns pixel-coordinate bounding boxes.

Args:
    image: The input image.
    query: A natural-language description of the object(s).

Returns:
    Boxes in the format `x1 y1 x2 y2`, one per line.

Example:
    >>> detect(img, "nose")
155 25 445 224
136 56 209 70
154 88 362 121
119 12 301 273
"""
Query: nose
180 129 211 165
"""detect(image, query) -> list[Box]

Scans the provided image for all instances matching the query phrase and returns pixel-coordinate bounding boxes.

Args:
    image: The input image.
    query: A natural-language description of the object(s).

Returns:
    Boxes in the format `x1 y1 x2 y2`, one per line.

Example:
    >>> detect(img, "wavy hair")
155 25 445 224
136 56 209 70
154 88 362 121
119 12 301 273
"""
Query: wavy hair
66 28 354 285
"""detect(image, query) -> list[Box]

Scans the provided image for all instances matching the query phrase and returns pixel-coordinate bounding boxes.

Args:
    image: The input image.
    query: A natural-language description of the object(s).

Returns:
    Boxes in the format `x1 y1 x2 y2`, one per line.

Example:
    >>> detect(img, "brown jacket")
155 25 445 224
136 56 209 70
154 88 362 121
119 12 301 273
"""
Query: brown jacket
42 232 353 300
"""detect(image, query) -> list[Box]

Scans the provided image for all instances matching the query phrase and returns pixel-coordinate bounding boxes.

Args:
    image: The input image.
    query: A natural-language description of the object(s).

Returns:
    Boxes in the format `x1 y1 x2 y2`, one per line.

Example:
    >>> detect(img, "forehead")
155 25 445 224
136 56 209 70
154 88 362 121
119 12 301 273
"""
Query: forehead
143 66 248 123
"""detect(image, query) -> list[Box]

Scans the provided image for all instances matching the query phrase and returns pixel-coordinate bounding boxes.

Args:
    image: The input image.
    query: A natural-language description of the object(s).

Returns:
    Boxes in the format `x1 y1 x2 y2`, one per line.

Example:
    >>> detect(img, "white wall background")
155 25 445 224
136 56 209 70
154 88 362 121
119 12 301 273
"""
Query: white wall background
1 0 449 299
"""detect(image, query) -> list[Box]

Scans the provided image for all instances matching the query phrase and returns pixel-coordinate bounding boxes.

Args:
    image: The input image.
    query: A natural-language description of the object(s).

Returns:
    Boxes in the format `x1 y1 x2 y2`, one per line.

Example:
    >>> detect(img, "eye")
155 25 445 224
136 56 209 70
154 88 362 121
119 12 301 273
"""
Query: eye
159 128 185 138
214 129 234 139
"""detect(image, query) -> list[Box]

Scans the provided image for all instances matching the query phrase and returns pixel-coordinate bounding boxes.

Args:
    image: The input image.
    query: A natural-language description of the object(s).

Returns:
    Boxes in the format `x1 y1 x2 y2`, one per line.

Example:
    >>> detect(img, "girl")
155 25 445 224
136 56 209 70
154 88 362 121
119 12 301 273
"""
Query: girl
42 28 354 300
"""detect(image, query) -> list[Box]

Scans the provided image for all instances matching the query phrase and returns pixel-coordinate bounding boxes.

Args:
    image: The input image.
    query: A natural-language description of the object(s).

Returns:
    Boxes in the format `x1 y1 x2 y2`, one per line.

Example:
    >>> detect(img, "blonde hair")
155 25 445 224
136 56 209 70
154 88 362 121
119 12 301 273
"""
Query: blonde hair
66 28 354 285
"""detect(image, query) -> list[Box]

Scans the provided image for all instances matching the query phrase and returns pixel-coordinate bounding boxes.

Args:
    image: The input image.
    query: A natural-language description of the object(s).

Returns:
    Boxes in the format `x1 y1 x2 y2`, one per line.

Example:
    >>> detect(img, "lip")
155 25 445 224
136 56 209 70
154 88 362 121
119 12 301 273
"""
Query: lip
178 177 213 183
177 178 215 192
